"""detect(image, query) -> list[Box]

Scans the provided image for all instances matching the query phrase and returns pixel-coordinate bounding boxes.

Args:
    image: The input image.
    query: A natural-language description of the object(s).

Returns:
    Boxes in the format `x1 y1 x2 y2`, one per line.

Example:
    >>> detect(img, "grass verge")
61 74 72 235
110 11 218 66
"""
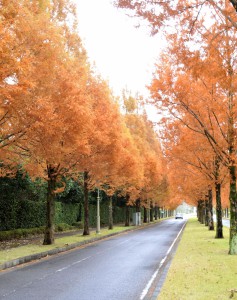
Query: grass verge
0 226 135 265
158 218 237 300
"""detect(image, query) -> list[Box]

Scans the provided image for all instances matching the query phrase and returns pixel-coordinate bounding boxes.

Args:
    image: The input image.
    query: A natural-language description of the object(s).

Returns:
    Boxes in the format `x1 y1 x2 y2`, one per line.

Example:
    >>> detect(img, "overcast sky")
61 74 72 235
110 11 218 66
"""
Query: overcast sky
75 0 164 97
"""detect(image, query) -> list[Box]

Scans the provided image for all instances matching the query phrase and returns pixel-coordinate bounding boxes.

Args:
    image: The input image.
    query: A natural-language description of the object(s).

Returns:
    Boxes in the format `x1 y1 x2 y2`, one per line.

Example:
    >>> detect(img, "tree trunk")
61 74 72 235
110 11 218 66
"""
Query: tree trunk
224 208 227 218
108 196 113 230
163 208 166 218
155 205 158 220
199 200 205 224
204 199 208 226
150 202 154 222
83 171 90 235
136 199 141 212
208 187 214 231
229 164 237 254
43 165 56 245
124 193 130 226
125 205 130 226
224 56 237 252
197 201 201 222
144 207 147 223
147 206 150 223
199 200 204 224
215 181 223 238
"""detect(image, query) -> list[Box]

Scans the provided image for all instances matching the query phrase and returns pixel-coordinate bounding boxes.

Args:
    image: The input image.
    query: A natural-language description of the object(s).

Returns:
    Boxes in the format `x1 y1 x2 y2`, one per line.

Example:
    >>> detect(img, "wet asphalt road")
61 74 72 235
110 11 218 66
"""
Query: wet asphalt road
214 216 230 228
0 219 186 300
222 219 230 227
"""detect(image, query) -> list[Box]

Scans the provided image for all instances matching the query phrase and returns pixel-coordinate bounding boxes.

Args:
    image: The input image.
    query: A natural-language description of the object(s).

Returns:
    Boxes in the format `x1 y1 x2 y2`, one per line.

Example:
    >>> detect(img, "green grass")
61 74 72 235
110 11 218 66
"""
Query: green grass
158 219 237 300
0 226 134 264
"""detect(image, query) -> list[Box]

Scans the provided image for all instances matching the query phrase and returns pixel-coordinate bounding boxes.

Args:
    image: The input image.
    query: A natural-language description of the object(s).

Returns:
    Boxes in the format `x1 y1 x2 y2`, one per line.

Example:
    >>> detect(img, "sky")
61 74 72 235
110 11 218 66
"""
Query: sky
74 0 165 98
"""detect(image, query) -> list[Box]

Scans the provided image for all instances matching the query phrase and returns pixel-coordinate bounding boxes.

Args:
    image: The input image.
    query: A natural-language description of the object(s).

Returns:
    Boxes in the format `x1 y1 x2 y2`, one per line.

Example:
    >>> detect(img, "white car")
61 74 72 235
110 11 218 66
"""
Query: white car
175 213 183 219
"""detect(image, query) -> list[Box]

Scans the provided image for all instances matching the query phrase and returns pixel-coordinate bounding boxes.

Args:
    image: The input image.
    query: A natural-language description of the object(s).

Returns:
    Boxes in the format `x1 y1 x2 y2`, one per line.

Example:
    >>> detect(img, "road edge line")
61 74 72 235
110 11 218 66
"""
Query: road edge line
139 221 187 300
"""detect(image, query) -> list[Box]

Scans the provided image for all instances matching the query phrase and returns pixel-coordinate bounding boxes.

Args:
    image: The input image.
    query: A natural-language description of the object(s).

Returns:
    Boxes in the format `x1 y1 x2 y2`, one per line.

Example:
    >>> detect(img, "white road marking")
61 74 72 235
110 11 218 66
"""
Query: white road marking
71 256 91 265
95 239 131 255
54 239 131 273
56 266 69 272
140 222 186 300
56 256 91 272
2 257 92 297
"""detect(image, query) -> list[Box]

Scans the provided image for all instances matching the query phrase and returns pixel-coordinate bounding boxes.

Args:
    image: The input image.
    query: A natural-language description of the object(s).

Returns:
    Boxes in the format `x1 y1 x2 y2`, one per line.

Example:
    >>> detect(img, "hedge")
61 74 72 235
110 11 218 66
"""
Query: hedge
0 200 130 231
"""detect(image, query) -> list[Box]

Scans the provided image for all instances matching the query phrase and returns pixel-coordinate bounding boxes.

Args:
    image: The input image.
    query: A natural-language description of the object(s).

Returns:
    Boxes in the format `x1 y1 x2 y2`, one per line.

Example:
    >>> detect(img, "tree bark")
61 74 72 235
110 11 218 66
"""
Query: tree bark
136 199 141 212
150 202 154 222
208 187 214 230
201 200 207 225
197 201 201 222
154 205 158 220
144 207 147 223
147 206 150 223
43 165 56 245
213 157 223 238
125 193 130 226
199 200 205 224
226 208 229 218
125 205 130 226
204 199 208 226
108 196 113 230
83 171 90 235
226 50 237 254
229 164 237 254
158 207 161 219
215 181 223 238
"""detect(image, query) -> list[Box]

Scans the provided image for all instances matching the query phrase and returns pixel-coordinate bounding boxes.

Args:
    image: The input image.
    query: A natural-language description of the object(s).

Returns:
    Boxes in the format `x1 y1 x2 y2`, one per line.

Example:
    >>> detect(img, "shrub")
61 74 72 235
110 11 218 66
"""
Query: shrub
0 226 45 241
55 223 73 232
72 221 83 229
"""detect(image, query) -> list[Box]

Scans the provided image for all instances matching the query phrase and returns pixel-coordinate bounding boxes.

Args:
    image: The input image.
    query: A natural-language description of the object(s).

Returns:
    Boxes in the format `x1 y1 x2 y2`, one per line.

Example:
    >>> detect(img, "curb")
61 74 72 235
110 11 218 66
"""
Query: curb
0 219 171 271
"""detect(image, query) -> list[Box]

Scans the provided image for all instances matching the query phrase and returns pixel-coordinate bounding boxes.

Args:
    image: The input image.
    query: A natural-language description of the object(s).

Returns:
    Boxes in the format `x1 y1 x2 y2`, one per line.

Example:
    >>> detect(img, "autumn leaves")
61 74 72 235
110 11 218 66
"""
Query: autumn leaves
0 1 167 244
149 8 237 254
115 0 237 254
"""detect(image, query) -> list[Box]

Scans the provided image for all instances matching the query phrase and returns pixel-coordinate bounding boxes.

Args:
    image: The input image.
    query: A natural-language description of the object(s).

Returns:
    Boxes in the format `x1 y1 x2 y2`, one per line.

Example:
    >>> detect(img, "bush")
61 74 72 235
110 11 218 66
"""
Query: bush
55 223 73 232
54 202 79 225
0 231 13 241
72 221 83 229
0 226 45 241
0 173 46 231
0 171 129 233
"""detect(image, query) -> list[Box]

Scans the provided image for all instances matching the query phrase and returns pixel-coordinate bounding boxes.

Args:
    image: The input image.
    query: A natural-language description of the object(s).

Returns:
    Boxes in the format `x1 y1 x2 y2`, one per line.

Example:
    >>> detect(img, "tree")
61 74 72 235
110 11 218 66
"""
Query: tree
0 1 46 171
78 93 143 230
123 100 166 220
114 0 237 33
3 0 95 244
164 119 228 235
148 11 237 252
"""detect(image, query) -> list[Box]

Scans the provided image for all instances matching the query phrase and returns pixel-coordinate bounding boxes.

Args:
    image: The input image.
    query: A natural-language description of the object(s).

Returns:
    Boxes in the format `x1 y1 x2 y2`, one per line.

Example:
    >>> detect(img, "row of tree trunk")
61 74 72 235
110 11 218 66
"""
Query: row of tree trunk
43 170 173 244
197 184 223 239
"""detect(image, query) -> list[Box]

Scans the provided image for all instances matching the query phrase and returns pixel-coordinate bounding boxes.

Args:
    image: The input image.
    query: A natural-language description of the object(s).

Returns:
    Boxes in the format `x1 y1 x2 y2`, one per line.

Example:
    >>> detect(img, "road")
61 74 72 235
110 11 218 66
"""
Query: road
214 215 230 228
0 219 186 300
222 219 230 228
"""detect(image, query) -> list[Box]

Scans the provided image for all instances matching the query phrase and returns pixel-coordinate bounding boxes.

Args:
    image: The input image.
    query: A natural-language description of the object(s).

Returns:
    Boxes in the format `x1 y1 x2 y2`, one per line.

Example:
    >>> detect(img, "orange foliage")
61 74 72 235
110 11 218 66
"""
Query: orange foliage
0 0 171 242
124 111 167 206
